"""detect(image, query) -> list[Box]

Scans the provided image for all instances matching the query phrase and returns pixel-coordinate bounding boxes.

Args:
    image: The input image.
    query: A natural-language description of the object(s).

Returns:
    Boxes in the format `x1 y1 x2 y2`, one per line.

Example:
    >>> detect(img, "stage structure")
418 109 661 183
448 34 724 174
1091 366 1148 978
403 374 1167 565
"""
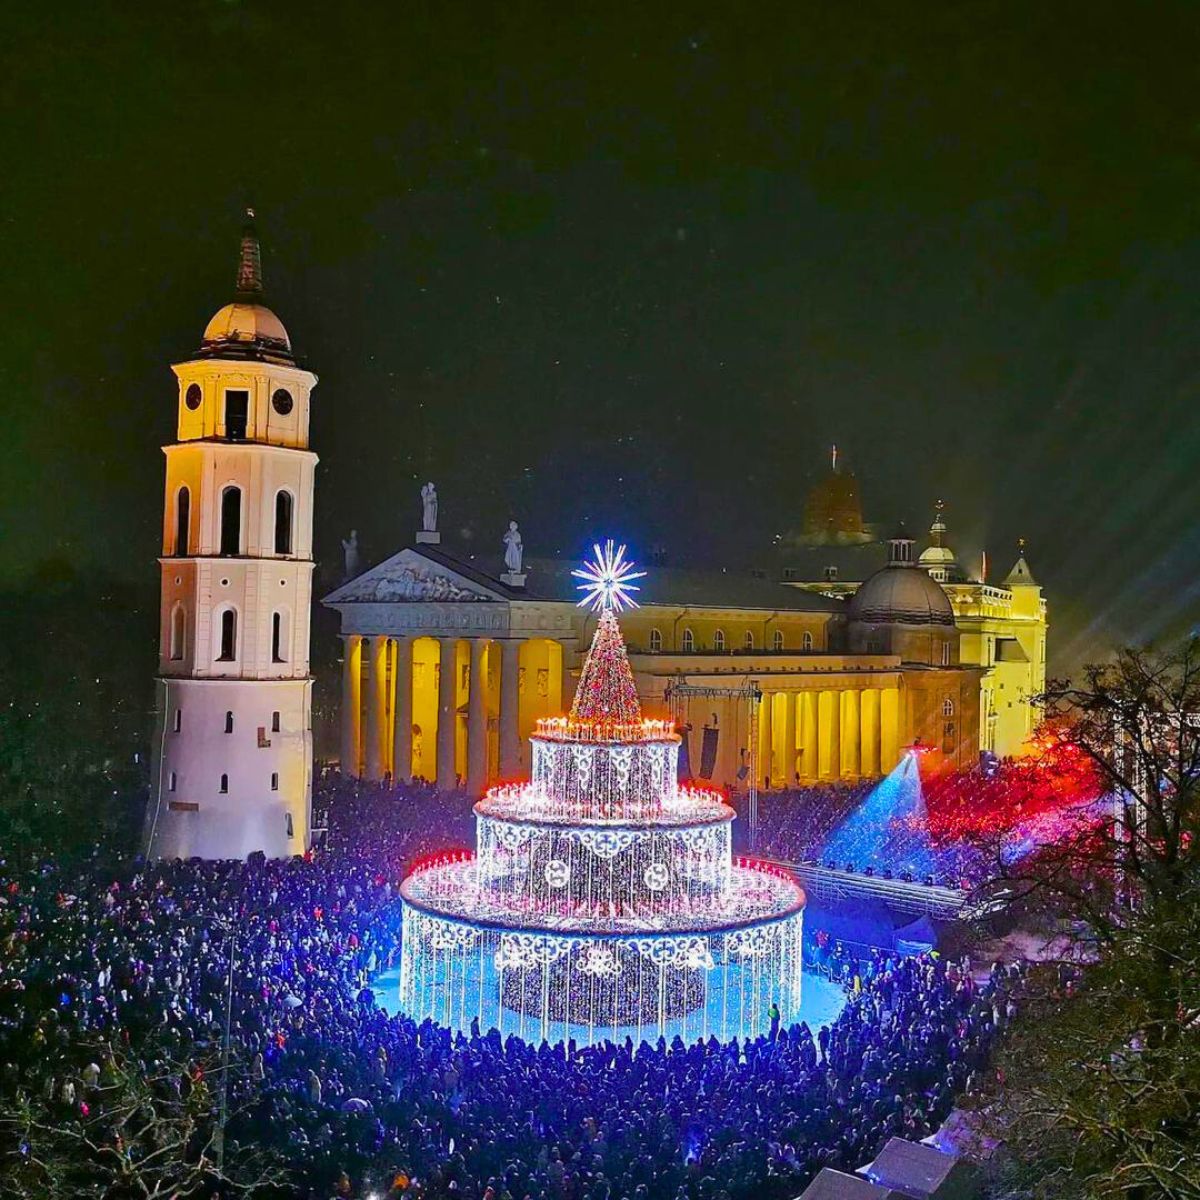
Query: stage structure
397 542 806 1045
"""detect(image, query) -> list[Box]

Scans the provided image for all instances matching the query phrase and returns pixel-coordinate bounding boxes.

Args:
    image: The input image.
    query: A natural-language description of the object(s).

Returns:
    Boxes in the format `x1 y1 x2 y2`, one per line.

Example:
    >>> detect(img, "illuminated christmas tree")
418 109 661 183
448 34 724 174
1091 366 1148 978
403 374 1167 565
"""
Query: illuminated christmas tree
569 539 646 729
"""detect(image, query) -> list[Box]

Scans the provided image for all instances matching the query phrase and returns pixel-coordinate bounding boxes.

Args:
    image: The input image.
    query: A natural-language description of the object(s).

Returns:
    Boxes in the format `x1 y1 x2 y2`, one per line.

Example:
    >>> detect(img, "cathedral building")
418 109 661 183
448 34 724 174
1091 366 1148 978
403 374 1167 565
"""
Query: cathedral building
323 503 992 797
780 459 1048 758
144 213 317 859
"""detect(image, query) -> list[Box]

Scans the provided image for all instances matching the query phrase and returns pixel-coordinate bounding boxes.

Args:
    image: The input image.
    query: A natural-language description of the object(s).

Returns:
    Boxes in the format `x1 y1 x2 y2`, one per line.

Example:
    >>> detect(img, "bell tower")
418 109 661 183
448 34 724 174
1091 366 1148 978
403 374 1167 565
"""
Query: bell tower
145 211 318 859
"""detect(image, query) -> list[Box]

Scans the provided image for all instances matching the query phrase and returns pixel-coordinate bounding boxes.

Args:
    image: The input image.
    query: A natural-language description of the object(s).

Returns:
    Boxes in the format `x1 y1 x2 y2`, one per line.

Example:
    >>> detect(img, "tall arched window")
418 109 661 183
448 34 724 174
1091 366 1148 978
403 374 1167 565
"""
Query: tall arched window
941 642 952 666
272 611 288 663
772 629 784 651
682 628 695 652
169 605 185 661
274 490 293 555
802 631 814 650
224 711 234 733
743 630 755 651
942 697 955 717
649 628 663 652
218 609 237 661
713 629 726 652
219 773 229 793
174 487 190 555
220 486 242 556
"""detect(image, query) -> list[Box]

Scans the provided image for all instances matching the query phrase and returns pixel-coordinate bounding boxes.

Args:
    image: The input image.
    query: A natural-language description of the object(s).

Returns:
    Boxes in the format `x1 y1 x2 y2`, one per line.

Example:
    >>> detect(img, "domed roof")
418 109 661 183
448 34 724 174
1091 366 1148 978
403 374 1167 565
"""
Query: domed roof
195 209 295 365
201 302 292 355
850 531 956 626
917 544 958 568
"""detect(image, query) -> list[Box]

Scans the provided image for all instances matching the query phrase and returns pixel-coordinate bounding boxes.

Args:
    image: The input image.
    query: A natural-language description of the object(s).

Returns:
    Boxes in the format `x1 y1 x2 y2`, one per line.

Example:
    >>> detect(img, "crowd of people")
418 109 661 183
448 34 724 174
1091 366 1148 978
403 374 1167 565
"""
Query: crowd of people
0 779 1017 1200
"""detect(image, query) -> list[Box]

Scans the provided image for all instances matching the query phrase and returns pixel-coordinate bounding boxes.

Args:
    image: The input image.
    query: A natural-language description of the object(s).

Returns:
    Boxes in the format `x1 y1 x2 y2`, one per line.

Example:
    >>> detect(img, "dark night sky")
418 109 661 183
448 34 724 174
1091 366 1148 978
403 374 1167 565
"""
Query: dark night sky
4 2 1200 673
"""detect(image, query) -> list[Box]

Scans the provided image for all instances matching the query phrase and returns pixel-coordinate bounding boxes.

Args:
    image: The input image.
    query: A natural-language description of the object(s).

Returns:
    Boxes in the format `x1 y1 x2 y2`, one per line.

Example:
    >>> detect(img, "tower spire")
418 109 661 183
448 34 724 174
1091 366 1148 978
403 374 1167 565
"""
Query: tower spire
831 443 838 473
929 499 946 548
235 207 263 300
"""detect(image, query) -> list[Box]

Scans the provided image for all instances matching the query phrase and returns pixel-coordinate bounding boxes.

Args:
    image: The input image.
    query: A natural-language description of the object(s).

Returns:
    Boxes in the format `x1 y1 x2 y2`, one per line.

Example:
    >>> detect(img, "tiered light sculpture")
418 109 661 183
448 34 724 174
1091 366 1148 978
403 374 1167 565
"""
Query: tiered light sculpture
397 542 806 1044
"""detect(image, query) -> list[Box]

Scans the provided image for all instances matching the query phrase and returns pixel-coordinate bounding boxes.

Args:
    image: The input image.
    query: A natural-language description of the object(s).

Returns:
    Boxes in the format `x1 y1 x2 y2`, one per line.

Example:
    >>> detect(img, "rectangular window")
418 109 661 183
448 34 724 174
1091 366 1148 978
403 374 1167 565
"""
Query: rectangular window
173 708 182 733
271 772 279 791
286 812 294 838
258 726 271 748
169 771 177 791
271 711 281 733
224 390 249 440
168 801 199 813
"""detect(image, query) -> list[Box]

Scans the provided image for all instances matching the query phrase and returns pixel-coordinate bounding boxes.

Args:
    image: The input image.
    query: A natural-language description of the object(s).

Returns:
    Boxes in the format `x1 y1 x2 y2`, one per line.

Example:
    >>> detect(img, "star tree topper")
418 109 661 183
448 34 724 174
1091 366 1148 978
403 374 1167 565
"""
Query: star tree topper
569 541 646 727
572 540 646 613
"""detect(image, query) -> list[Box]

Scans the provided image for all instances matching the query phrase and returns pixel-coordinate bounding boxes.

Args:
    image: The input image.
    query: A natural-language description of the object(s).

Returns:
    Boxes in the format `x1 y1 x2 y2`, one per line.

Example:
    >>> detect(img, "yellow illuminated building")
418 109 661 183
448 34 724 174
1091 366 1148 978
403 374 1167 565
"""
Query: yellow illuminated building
782 470 1047 760
324 517 985 795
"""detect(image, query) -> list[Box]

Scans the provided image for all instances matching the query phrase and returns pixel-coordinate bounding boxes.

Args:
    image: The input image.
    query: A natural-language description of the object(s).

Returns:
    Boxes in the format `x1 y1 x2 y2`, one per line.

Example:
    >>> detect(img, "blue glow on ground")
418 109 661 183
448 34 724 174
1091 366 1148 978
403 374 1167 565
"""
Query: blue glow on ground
821 754 941 878
372 965 848 1045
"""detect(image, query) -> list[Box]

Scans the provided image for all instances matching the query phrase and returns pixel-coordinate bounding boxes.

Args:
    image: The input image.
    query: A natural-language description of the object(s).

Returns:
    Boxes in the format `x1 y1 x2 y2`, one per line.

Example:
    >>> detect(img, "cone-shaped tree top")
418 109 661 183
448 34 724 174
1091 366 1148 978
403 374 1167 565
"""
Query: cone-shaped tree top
570 609 642 727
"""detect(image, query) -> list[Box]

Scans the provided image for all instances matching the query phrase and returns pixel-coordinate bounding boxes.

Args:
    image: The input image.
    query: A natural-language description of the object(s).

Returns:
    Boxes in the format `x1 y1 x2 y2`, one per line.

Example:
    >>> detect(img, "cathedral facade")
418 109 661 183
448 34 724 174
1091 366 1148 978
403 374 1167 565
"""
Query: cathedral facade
324 519 992 796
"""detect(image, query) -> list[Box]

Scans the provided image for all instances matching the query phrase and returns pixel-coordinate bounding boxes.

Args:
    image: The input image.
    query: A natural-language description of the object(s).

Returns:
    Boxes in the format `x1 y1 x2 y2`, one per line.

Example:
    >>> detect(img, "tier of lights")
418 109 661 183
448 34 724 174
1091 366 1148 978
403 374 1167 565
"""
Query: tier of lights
395 544 806 1044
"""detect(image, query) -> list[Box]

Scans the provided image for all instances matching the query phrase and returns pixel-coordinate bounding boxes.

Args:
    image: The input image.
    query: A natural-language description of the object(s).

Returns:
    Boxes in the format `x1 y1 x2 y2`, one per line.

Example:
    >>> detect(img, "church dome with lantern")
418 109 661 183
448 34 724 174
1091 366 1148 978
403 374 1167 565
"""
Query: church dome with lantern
196 210 295 365
917 501 966 584
849 527 956 627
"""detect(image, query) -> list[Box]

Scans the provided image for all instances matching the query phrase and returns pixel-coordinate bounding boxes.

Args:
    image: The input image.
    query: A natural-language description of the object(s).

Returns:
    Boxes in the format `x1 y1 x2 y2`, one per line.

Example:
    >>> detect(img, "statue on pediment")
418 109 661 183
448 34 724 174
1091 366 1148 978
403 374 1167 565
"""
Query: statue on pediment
341 530 360 580
503 521 524 574
421 482 438 533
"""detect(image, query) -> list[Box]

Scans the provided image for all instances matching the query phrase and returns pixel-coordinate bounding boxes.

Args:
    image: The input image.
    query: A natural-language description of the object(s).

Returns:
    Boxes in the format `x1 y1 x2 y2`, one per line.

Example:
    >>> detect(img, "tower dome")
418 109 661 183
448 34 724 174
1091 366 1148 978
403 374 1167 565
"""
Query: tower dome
197 209 294 364
917 500 964 584
849 526 956 627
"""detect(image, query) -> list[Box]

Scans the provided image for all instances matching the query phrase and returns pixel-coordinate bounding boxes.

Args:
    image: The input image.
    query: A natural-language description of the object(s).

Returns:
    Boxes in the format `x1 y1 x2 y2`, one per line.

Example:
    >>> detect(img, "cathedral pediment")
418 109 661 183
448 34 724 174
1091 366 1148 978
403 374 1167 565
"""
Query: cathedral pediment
323 548 503 604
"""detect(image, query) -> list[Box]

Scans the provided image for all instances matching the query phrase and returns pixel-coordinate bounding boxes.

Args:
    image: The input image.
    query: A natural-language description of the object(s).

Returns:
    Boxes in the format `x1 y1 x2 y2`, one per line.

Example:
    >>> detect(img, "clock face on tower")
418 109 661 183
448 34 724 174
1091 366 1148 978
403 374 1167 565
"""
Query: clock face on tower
272 388 294 415
184 383 202 410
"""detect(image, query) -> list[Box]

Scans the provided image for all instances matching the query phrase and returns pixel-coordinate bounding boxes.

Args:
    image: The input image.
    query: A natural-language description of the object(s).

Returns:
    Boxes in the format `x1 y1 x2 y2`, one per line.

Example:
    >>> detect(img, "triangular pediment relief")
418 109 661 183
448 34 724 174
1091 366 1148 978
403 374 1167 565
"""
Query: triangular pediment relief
323 548 503 604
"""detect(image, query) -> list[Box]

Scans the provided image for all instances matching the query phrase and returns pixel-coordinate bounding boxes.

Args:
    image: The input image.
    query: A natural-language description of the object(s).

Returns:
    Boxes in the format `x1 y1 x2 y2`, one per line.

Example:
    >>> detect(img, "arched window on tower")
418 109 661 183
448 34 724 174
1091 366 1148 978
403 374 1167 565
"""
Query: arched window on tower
713 629 726 652
224 711 234 733
772 629 784 651
274 490 293 555
174 486 190 555
220 486 242 556
219 773 229 793
682 628 695 652
218 609 237 662
942 697 955 717
169 605 185 661
802 631 814 651
272 611 288 663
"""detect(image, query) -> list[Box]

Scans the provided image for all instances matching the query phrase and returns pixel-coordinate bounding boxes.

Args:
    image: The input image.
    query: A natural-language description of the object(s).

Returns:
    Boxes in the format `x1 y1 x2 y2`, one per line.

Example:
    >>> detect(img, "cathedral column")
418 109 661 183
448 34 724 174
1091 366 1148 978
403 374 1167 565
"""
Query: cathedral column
340 635 362 778
392 637 413 785
436 637 459 792
841 689 861 779
818 689 840 780
800 692 818 781
780 692 797 787
880 686 901 773
758 690 774 787
499 639 523 777
467 638 490 796
860 688 881 777
364 636 389 782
